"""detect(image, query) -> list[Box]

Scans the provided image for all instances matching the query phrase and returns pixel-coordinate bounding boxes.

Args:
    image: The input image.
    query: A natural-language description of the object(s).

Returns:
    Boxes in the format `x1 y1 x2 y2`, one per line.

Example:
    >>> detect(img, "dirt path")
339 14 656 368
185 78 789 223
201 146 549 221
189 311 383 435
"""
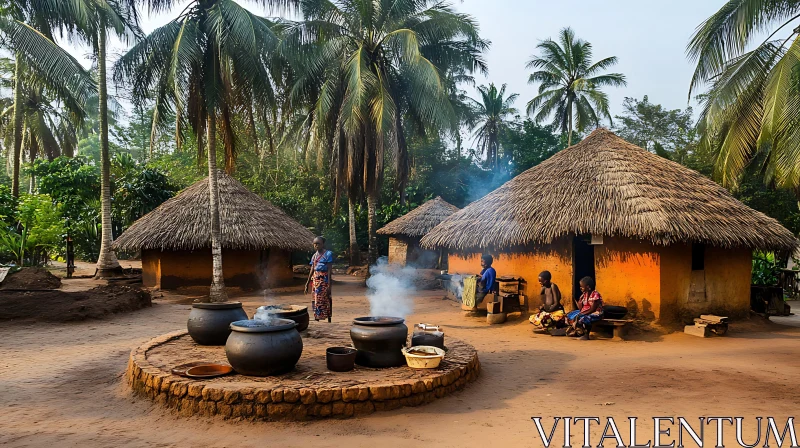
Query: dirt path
1 277 798 448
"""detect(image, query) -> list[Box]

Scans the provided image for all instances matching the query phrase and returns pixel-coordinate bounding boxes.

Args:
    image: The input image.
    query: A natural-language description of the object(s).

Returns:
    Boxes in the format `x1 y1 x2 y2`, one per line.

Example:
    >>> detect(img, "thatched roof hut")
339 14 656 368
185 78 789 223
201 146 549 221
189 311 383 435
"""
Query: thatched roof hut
424 129 798 322
377 197 459 238
114 172 314 290
421 129 796 252
113 172 314 252
377 197 459 268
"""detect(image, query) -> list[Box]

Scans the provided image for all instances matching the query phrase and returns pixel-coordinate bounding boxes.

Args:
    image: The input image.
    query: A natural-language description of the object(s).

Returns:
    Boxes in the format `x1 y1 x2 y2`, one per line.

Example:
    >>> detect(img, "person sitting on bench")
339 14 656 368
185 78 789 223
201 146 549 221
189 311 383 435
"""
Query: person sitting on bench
566 276 604 340
476 254 498 305
529 271 565 331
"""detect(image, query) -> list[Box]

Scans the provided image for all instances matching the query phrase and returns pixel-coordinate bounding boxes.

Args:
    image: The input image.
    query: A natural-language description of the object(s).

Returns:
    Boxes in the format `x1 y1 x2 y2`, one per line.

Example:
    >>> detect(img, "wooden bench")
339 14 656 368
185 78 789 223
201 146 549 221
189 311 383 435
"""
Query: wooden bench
591 319 633 341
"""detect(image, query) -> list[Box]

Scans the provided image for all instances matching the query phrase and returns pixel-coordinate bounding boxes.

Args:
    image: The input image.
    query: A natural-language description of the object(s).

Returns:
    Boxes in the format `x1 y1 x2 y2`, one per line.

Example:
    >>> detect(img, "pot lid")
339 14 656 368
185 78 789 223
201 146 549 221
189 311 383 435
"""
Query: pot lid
192 301 243 310
230 318 296 333
256 304 308 315
352 316 405 326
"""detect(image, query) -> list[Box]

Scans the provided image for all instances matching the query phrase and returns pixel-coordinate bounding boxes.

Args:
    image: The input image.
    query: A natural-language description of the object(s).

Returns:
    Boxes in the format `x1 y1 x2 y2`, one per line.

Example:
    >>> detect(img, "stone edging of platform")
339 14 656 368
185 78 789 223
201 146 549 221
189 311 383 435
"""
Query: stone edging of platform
125 330 481 421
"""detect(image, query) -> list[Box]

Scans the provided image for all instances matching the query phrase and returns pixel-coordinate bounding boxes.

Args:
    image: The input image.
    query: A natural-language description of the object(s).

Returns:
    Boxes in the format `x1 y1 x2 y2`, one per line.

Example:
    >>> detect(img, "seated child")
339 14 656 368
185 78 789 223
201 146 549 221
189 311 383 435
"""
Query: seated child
566 276 604 340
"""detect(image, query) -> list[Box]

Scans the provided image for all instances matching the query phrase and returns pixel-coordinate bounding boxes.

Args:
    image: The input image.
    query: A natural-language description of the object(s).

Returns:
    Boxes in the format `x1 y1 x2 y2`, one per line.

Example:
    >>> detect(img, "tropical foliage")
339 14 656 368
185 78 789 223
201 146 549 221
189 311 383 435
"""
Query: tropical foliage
688 0 800 190
525 27 626 146
470 83 518 169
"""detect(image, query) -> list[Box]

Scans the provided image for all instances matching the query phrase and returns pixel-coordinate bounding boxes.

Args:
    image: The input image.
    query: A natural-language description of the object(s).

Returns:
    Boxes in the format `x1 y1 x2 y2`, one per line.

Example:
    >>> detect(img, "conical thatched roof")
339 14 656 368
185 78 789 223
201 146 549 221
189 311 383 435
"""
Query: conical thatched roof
113 172 315 252
421 129 797 252
377 197 460 238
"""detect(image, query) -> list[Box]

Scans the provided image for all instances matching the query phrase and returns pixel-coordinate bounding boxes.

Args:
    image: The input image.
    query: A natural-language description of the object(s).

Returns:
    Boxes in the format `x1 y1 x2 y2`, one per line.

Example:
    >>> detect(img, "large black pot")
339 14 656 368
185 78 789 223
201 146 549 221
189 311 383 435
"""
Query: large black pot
187 302 248 345
350 317 408 368
225 319 303 376
255 305 309 331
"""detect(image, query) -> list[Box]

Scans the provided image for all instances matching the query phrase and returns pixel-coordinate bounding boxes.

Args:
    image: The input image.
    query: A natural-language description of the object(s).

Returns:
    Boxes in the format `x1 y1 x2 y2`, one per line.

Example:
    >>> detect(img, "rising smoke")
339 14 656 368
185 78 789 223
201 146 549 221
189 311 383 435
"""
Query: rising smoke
366 257 416 318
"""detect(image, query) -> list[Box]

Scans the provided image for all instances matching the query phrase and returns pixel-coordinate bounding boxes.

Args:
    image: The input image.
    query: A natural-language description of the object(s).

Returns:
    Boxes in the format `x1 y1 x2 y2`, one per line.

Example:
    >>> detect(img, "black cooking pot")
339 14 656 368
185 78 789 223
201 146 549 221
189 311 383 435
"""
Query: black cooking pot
187 302 248 345
350 317 408 368
225 319 303 376
255 305 310 331
326 346 357 372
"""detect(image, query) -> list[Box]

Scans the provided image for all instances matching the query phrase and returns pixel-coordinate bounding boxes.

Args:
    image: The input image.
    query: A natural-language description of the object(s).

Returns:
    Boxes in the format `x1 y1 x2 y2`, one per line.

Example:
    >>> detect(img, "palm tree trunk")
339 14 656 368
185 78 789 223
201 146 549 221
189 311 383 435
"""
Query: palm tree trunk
567 103 574 147
95 26 122 278
11 53 23 198
367 190 379 266
207 112 228 302
348 195 361 267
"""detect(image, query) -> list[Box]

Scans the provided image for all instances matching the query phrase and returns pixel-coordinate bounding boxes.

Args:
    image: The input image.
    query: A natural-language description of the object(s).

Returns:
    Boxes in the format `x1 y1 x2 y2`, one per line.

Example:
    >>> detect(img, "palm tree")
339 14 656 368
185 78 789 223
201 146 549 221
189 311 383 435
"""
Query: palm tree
0 1 96 196
285 0 487 265
525 27 626 146
115 0 285 301
688 1 800 190
0 58 82 168
470 83 518 169
69 0 141 278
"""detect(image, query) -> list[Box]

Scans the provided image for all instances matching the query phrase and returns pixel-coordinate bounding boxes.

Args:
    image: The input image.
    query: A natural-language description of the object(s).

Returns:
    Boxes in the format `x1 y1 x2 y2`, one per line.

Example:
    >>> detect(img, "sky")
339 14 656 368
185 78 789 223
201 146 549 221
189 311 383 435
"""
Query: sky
68 0 724 121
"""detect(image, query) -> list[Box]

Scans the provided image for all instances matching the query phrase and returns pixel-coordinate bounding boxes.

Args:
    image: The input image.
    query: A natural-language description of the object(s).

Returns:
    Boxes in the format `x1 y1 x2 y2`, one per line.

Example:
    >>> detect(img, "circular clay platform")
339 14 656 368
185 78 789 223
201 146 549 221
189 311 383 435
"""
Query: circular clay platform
126 325 480 421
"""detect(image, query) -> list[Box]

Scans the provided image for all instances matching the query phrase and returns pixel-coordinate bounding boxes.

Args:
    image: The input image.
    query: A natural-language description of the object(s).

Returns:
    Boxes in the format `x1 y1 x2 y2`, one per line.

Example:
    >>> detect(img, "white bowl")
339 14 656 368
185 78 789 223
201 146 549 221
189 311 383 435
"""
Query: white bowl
402 345 445 369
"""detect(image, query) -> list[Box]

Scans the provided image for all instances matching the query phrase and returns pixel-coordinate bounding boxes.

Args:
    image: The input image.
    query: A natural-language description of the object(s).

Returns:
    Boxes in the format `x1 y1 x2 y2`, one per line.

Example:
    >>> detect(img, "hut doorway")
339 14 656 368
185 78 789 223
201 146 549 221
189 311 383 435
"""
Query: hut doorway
572 236 595 305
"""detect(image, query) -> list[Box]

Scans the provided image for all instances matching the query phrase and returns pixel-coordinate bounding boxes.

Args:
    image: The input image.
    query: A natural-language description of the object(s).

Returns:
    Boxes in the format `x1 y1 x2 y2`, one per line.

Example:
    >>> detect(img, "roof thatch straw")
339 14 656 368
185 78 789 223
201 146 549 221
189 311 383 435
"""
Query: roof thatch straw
421 129 798 252
113 172 315 252
377 197 460 238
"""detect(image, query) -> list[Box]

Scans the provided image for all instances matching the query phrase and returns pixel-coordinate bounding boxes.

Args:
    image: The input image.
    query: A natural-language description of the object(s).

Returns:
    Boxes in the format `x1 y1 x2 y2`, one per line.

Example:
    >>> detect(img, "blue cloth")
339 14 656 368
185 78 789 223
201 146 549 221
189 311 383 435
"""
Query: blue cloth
566 310 603 330
480 266 497 293
310 250 334 272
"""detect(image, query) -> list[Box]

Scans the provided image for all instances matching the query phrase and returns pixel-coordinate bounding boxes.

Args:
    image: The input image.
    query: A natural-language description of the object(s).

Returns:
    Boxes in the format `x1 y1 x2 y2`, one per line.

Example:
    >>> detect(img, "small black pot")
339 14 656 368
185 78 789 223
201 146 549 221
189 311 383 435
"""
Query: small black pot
350 317 408 368
255 305 310 331
187 302 248 345
225 319 303 376
326 347 357 372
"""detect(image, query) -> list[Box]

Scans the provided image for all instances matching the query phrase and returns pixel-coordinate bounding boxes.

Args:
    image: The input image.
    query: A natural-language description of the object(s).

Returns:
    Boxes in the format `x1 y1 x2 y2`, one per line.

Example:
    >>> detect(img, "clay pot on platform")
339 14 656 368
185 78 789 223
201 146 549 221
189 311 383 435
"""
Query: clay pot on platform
254 305 310 331
326 346 357 372
350 317 408 368
225 319 303 376
187 302 248 345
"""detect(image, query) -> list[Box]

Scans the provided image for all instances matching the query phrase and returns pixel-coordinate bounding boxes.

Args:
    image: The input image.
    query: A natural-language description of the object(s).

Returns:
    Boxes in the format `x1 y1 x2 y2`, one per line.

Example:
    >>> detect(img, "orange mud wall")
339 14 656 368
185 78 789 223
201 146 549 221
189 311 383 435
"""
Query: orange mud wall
447 236 752 321
447 237 573 311
595 237 662 319
141 248 294 290
660 244 752 321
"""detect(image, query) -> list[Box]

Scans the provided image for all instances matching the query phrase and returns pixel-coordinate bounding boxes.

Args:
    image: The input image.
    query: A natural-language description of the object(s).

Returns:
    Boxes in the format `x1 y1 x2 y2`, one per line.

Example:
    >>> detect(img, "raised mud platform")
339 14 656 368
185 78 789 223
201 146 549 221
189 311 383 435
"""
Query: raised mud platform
126 325 480 421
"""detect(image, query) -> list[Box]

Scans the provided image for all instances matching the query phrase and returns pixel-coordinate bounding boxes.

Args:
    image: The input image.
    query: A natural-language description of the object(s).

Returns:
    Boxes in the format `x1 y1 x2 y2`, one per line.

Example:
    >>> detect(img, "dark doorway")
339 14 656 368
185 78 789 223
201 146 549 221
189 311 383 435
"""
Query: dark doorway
573 236 596 307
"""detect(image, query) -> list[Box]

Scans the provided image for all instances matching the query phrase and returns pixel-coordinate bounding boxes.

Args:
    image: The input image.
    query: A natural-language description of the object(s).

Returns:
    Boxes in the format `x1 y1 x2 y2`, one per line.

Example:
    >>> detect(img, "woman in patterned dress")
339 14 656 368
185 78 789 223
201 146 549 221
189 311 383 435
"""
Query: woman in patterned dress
305 236 334 322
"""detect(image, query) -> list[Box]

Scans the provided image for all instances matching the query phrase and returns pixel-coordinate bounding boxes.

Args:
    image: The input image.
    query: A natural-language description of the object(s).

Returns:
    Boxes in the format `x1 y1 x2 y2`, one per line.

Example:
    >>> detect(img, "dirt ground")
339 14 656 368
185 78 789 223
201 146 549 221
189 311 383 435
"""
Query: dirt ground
1 277 799 448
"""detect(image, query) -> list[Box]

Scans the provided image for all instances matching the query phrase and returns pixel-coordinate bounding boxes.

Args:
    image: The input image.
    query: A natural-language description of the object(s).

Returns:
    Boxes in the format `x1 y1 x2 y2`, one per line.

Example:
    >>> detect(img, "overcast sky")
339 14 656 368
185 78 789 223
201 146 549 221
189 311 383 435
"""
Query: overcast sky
69 0 724 120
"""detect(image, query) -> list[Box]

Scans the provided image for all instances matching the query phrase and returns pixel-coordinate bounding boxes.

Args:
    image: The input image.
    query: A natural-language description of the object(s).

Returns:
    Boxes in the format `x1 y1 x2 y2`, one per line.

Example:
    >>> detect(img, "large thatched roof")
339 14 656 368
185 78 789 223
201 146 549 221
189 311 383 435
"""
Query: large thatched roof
377 197 459 238
113 172 315 252
421 129 797 252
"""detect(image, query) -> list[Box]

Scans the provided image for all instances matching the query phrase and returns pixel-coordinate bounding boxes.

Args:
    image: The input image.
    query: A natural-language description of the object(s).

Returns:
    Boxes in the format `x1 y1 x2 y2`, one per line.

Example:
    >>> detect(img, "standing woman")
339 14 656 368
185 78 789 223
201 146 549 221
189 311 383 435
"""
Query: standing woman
305 236 334 322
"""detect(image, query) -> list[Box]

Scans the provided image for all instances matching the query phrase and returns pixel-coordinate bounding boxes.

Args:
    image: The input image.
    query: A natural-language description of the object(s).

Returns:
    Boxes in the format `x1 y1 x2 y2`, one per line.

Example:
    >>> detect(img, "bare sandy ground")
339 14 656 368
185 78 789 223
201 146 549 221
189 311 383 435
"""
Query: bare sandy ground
1 277 798 448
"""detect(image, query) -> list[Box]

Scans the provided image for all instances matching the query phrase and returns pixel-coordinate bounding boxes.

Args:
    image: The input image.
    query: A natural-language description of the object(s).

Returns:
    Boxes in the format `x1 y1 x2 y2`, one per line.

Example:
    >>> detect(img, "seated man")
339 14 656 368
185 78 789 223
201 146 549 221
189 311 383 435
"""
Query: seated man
476 254 498 304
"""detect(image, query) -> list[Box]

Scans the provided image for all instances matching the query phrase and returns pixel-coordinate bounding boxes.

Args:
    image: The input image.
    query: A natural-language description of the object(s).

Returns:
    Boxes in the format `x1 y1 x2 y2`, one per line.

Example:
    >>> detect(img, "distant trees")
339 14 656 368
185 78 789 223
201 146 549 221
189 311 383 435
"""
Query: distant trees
470 83 518 169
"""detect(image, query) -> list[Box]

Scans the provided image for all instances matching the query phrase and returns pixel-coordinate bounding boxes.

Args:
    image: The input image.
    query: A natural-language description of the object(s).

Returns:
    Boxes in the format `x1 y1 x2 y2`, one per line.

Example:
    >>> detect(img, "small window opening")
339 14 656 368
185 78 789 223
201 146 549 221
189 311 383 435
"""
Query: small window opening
692 244 705 271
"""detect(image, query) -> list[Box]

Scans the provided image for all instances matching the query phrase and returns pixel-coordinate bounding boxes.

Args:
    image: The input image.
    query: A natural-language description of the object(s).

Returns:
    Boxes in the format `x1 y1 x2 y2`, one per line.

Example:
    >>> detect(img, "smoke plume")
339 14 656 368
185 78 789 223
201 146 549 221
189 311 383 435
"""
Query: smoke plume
366 257 415 318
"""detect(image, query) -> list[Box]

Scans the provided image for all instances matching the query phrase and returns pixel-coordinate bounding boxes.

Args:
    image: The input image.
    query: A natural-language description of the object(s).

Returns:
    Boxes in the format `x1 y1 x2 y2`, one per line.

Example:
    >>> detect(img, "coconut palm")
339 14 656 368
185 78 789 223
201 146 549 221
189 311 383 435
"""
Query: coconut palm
0 59 81 168
688 0 800 190
115 0 285 301
470 83 518 169
525 27 626 146
284 0 488 264
65 0 141 277
0 1 96 196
